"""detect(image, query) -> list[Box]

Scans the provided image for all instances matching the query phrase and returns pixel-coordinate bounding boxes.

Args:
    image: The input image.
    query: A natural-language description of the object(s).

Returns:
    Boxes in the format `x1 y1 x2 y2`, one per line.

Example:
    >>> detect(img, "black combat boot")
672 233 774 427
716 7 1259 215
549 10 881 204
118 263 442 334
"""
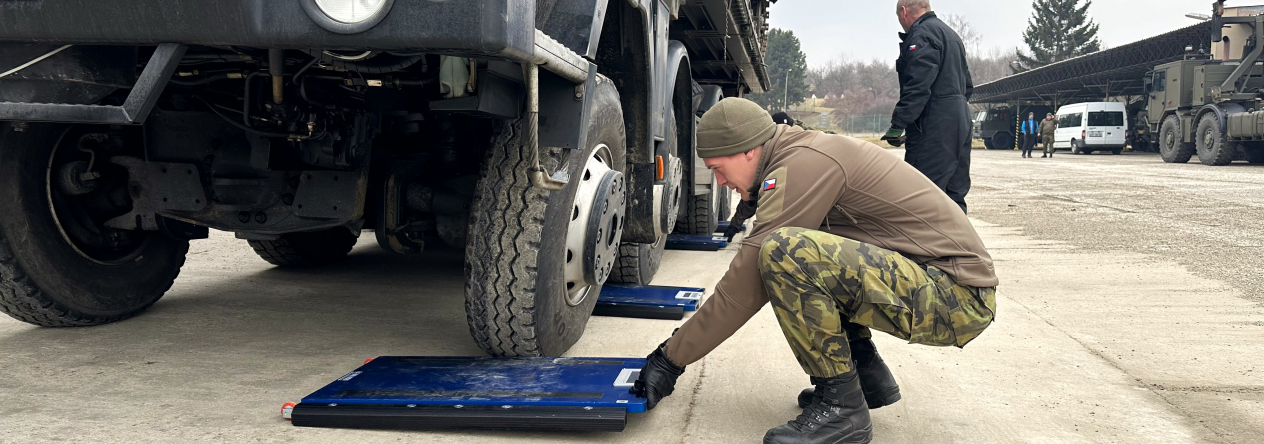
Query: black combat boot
797 338 901 410
765 371 872 444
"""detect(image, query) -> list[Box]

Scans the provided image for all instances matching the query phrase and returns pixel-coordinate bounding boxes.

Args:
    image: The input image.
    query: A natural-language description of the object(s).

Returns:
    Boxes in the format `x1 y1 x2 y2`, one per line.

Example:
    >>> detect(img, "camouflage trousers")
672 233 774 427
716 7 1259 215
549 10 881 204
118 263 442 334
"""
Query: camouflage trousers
760 227 997 378
1043 135 1055 155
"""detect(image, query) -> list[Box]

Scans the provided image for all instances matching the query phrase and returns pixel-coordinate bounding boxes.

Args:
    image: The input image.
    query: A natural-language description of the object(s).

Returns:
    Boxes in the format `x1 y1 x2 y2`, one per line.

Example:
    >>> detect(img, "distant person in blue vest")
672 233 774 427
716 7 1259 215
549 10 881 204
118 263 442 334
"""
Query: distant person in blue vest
1020 112 1038 158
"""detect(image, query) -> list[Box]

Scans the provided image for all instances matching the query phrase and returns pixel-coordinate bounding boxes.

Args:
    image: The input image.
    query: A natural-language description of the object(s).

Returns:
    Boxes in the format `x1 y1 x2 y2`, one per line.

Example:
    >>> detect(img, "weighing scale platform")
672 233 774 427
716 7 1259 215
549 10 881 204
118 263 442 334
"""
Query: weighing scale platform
595 284 704 320
289 356 647 432
666 234 728 251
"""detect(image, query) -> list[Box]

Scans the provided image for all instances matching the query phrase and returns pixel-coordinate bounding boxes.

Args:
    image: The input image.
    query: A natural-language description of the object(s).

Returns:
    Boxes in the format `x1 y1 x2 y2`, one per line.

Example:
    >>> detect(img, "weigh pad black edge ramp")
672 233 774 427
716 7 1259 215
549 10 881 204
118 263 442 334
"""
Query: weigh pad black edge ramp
291 403 628 432
665 234 727 251
593 303 685 320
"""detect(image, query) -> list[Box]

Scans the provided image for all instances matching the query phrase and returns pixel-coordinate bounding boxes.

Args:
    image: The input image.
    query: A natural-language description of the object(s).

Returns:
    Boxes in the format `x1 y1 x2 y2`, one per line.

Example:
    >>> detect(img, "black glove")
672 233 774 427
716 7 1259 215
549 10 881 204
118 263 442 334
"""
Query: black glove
631 342 686 410
723 224 742 242
880 127 907 148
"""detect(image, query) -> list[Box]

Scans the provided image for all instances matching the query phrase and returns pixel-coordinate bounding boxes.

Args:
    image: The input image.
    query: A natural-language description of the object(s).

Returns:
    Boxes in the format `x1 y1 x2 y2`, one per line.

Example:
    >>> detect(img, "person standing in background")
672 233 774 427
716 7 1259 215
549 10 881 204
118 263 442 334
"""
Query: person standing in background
1020 112 1038 158
880 0 975 214
1040 113 1057 158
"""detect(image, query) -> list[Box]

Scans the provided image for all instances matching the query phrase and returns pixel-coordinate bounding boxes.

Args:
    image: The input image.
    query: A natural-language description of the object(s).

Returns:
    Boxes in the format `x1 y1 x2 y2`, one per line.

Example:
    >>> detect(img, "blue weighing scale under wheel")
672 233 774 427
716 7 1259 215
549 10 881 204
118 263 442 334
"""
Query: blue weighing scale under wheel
665 234 728 251
286 356 647 432
594 284 704 320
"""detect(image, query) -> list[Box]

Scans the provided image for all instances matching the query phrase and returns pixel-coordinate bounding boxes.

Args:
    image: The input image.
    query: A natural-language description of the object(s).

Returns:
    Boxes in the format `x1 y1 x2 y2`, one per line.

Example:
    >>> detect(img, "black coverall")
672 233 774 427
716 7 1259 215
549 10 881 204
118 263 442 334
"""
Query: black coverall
892 12 975 214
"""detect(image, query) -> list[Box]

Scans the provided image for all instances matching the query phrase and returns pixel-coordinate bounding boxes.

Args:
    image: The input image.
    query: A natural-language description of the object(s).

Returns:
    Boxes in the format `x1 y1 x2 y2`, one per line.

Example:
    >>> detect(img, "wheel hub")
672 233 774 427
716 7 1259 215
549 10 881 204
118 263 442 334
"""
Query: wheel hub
563 147 626 307
46 128 151 265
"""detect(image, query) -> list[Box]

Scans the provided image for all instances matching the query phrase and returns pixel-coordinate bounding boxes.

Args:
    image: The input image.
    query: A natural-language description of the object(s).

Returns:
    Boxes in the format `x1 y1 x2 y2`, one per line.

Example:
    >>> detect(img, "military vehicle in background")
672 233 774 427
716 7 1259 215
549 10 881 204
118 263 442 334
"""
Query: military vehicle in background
973 106 1015 150
973 104 1053 150
1146 1 1264 165
0 0 772 357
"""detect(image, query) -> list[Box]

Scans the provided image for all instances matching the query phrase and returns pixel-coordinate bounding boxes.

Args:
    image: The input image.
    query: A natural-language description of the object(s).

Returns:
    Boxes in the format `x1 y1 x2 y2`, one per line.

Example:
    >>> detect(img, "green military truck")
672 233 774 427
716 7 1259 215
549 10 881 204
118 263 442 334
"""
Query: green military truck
0 0 771 356
1146 0 1264 166
973 106 1015 150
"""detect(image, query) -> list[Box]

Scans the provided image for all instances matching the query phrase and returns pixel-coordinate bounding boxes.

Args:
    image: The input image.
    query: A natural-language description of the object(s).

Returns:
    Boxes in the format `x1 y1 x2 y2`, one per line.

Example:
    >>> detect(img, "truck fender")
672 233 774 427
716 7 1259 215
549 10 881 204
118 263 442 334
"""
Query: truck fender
1196 103 1245 135
660 41 690 157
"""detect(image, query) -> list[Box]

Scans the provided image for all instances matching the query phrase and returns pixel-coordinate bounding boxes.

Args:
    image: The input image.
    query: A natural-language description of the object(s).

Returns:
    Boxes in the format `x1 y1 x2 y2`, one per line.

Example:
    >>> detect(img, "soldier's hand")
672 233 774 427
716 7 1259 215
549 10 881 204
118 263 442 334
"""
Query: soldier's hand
723 224 742 242
880 127 906 147
631 341 685 410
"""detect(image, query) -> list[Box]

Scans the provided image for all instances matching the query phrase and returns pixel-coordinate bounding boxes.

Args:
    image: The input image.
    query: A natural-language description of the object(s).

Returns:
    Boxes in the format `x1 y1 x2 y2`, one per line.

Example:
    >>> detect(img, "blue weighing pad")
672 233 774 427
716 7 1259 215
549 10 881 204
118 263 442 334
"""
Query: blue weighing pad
595 284 705 320
665 233 728 251
289 356 648 432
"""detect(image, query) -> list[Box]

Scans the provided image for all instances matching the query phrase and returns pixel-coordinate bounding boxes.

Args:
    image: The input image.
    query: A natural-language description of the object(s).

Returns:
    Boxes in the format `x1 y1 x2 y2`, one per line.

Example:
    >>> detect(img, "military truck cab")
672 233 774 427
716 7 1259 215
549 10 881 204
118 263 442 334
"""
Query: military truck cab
1145 1 1264 166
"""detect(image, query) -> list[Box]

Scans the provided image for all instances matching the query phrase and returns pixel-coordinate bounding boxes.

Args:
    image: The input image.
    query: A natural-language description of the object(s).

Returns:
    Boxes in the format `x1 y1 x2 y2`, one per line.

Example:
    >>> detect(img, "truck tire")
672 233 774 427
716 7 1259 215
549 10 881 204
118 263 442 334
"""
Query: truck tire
991 132 1014 150
0 123 188 327
983 139 995 150
247 228 359 267
465 75 627 357
1159 115 1194 163
676 184 719 235
1246 145 1264 164
609 110 681 285
1112 149 1123 155
717 187 732 222
609 234 667 285
1195 114 1236 166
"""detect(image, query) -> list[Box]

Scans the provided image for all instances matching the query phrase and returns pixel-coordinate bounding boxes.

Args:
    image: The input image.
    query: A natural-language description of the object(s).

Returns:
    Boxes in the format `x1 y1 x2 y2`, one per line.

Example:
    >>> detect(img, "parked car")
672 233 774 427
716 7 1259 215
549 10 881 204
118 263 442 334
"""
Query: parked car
1054 102 1128 155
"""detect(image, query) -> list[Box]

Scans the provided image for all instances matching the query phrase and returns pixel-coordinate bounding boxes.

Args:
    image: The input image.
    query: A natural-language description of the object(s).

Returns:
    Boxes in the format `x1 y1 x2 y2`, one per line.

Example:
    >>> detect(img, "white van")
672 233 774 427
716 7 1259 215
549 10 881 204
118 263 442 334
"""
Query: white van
1053 102 1128 155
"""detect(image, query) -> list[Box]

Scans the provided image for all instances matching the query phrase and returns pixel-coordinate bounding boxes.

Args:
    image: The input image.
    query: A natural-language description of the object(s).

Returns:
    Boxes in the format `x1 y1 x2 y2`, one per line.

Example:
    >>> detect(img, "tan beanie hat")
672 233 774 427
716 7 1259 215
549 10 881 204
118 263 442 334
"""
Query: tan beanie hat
696 97 777 158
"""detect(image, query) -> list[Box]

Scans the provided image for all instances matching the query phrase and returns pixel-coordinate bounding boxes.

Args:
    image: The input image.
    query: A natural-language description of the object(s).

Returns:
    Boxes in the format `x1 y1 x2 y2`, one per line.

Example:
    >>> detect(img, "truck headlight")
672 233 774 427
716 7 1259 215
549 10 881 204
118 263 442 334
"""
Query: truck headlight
301 0 394 34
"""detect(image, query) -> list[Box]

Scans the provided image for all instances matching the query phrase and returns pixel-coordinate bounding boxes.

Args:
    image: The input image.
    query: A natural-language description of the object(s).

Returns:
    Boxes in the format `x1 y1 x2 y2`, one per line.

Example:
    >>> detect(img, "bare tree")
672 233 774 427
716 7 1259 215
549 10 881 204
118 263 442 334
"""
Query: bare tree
943 13 983 56
970 47 1019 85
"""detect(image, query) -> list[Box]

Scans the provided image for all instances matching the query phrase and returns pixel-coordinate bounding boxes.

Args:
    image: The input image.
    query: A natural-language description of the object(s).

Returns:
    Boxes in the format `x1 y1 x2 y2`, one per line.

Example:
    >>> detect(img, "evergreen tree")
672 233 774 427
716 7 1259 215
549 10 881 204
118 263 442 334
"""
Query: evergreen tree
748 28 808 111
1012 0 1101 73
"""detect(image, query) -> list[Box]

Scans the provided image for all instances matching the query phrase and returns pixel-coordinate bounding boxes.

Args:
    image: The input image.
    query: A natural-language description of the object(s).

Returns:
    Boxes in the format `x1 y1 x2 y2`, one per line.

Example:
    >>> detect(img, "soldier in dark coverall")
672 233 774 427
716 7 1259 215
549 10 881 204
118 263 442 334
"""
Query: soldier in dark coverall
879 0 975 214
633 98 998 444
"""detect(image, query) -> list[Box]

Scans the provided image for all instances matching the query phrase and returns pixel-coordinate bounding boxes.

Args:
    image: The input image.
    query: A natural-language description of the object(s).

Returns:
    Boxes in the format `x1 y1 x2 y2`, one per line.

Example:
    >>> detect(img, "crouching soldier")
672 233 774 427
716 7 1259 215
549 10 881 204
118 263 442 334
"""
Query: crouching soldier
633 98 999 444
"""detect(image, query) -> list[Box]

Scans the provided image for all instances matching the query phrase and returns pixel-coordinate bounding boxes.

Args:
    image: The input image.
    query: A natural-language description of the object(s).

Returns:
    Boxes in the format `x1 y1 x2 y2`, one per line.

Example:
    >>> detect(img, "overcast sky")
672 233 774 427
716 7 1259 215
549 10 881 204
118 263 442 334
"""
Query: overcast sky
768 0 1248 66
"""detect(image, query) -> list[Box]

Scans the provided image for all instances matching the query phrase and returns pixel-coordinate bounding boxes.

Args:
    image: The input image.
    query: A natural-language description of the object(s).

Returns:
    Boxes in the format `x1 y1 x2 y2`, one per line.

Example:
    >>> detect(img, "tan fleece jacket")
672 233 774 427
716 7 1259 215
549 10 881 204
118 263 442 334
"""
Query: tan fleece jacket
664 125 998 366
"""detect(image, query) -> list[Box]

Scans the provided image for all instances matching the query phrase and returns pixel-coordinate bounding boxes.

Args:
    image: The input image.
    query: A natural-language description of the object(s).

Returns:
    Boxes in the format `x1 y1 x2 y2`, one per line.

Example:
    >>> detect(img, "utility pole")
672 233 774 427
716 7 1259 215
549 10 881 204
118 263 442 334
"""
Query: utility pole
783 70 790 111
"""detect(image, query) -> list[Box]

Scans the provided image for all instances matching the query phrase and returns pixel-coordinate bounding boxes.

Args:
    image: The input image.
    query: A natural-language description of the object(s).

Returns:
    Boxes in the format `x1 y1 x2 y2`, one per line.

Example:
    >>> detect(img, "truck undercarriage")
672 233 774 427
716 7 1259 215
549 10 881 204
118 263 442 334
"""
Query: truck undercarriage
0 0 771 356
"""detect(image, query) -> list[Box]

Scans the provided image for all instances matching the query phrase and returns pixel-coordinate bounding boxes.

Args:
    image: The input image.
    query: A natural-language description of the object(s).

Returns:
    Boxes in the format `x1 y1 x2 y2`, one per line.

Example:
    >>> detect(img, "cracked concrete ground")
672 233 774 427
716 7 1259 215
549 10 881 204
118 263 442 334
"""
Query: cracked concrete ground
1 148 1261 443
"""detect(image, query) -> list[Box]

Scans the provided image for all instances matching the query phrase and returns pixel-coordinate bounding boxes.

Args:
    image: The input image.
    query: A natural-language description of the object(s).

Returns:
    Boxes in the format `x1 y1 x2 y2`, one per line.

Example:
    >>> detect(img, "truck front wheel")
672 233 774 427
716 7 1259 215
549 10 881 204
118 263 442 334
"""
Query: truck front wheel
0 123 188 327
1195 114 1236 166
991 132 1014 150
1159 115 1194 163
465 75 627 356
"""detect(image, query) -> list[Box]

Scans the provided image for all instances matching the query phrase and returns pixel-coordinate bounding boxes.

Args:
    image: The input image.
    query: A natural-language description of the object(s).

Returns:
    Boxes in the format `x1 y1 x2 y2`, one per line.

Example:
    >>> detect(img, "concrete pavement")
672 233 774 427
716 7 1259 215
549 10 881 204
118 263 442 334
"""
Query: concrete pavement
2 149 1261 443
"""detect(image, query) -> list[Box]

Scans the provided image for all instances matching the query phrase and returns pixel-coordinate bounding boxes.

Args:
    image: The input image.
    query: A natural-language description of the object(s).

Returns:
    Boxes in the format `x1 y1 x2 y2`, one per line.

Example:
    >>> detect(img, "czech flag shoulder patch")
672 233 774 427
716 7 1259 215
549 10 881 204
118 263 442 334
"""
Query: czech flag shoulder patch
909 45 918 51
762 178 777 191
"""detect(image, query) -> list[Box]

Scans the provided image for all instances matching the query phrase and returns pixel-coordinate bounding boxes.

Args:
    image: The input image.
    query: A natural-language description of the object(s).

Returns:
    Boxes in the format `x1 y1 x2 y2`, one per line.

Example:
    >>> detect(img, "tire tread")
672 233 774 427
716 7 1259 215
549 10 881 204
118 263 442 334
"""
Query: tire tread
0 229 186 327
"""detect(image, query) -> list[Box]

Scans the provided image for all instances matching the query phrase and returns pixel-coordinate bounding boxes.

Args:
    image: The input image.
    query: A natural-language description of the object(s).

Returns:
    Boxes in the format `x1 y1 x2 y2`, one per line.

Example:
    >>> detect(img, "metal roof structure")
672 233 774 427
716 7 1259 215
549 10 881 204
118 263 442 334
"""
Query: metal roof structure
972 21 1214 104
672 0 773 94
